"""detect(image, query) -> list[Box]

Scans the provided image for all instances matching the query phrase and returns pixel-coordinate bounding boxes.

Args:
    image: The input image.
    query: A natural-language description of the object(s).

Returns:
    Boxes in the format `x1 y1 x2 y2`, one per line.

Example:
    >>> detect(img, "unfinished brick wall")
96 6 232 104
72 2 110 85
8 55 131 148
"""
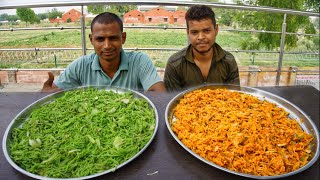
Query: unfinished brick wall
1 67 318 88
123 7 186 25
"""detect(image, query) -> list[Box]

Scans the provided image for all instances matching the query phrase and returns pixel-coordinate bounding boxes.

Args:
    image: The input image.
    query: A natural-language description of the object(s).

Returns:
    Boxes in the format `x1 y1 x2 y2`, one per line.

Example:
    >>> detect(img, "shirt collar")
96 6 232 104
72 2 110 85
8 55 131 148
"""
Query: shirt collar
92 49 129 71
118 49 129 71
185 43 226 63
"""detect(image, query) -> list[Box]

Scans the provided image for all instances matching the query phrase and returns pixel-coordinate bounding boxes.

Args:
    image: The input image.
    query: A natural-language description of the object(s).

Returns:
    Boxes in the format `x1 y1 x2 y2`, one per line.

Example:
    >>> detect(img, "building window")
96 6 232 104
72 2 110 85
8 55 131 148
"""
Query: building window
148 18 152 22
164 18 168 22
174 18 177 22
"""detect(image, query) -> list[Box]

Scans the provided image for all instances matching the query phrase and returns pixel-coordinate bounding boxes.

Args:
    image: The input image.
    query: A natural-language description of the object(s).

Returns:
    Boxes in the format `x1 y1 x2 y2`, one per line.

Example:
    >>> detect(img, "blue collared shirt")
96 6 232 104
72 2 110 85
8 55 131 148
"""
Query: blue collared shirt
54 49 161 91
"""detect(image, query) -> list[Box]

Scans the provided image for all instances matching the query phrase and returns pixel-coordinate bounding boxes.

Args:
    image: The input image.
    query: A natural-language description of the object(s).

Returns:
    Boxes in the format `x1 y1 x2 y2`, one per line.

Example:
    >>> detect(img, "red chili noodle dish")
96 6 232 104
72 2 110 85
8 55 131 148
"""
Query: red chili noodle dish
171 89 313 176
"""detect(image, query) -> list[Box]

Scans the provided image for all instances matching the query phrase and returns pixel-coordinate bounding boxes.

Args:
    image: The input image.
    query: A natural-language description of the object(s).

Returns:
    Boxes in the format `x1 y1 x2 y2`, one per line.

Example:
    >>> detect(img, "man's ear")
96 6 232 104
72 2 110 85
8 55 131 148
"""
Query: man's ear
215 24 219 36
89 34 93 44
122 32 127 44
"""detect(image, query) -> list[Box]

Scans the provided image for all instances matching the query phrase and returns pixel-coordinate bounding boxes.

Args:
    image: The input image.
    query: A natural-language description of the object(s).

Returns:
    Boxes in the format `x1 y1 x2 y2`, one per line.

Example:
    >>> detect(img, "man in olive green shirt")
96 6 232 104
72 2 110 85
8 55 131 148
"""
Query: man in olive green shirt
164 5 239 92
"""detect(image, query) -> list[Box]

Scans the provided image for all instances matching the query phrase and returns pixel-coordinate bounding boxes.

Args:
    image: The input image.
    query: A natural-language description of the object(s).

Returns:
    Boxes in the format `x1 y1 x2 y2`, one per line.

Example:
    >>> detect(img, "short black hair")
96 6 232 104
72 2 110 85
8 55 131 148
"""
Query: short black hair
185 5 216 29
91 12 123 32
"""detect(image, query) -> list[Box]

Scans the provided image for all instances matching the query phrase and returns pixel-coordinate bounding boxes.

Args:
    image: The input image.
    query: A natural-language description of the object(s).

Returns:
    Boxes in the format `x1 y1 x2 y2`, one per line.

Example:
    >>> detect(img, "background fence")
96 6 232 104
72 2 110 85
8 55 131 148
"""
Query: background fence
0 1 319 89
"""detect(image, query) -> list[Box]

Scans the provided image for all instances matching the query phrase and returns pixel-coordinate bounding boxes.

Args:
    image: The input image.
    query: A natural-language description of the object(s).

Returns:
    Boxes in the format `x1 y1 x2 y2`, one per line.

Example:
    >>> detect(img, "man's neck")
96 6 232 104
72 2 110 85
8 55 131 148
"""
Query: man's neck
192 47 214 80
192 47 214 63
99 58 120 79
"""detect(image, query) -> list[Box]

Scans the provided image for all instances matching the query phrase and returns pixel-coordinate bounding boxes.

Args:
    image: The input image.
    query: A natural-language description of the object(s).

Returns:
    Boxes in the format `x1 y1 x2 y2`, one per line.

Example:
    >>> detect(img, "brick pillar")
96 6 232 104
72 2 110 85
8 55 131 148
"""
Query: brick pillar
248 66 259 87
287 66 298 86
7 69 17 83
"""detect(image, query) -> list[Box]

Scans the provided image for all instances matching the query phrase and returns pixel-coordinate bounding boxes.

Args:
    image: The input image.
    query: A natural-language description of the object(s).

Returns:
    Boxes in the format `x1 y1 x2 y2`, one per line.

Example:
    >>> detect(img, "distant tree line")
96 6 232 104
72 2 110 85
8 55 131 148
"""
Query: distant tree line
0 13 19 22
0 8 63 25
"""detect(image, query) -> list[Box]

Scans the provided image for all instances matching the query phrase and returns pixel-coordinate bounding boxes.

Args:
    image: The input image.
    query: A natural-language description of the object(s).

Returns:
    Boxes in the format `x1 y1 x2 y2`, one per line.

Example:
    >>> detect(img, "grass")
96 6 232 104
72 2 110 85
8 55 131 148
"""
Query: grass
0 30 83 48
125 29 187 48
0 29 252 49
0 24 319 68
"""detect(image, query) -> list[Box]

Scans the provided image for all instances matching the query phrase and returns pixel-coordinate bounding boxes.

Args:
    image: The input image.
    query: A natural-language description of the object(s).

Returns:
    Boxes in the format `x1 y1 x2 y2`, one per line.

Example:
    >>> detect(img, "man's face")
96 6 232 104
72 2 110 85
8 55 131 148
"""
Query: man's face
89 22 126 62
187 18 218 54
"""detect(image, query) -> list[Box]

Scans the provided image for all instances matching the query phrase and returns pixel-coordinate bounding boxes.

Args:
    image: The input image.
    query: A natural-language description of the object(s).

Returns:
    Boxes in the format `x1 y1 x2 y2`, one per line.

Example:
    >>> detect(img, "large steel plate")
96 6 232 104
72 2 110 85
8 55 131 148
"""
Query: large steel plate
165 84 319 179
3 86 159 180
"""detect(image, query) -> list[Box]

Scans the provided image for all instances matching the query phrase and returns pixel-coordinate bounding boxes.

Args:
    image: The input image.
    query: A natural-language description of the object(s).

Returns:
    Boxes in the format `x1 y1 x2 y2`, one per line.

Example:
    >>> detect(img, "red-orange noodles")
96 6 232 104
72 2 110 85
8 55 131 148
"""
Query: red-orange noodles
171 89 313 176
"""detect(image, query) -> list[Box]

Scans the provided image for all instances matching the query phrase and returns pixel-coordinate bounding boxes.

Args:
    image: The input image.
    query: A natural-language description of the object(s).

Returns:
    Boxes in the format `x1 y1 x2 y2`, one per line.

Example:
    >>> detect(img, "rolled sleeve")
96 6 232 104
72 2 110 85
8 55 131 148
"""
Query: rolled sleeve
137 53 162 91
54 61 81 90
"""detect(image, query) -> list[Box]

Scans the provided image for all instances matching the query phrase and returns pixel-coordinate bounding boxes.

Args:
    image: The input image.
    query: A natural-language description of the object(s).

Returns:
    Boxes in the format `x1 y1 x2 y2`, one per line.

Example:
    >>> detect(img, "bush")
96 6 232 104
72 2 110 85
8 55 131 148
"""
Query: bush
86 20 92 26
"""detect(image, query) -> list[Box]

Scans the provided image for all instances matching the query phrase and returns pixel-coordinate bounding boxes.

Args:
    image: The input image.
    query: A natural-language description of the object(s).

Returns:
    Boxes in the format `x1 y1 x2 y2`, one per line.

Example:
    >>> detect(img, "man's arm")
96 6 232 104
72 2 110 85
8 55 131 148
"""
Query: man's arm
227 61 240 85
136 53 167 92
224 52 240 85
163 63 183 92
41 72 62 92
147 81 166 92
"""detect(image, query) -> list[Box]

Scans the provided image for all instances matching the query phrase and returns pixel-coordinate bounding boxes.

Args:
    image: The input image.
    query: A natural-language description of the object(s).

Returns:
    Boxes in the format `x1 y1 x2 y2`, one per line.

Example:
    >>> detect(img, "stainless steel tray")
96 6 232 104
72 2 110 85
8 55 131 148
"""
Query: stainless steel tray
165 84 319 179
2 86 159 180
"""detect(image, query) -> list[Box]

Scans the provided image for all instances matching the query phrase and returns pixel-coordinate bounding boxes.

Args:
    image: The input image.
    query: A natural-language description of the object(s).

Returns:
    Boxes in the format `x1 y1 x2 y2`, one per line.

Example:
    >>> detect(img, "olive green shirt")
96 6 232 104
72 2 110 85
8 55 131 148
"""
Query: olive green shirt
164 43 240 92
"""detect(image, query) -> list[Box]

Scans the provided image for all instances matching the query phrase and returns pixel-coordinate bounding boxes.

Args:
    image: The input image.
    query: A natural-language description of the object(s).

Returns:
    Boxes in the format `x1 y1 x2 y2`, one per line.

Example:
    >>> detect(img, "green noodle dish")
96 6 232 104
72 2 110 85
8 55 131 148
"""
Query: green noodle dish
9 88 156 178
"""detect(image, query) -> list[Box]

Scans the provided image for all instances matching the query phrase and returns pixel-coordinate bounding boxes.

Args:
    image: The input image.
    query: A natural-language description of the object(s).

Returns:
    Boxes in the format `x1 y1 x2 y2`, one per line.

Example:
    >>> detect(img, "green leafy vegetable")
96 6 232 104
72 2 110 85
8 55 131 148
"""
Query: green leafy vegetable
10 88 155 178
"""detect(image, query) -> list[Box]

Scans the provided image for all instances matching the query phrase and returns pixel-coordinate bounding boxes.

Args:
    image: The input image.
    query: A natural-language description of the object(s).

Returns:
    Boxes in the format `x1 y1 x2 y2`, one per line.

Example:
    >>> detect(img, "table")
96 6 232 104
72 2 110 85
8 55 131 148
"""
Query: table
1 85 319 180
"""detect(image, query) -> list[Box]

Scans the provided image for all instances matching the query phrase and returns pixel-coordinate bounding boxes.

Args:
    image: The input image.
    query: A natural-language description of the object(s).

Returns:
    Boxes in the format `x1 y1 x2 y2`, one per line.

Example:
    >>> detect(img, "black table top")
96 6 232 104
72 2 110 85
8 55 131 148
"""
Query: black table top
1 85 319 180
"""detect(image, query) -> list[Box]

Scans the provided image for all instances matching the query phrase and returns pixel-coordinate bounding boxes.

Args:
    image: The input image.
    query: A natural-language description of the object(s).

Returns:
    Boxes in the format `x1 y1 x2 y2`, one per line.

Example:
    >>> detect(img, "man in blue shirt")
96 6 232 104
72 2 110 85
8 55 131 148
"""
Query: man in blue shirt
42 12 166 92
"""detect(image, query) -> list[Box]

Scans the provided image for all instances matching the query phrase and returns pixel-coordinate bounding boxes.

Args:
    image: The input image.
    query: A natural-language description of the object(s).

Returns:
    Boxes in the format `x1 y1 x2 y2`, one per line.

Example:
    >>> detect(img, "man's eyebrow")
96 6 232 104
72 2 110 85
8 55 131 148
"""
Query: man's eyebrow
94 35 104 38
203 27 212 30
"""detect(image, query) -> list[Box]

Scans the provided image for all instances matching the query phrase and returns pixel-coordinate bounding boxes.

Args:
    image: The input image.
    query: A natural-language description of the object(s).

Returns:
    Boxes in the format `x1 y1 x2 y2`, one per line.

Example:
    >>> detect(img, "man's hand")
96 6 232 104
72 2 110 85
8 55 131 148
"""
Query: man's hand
41 72 60 92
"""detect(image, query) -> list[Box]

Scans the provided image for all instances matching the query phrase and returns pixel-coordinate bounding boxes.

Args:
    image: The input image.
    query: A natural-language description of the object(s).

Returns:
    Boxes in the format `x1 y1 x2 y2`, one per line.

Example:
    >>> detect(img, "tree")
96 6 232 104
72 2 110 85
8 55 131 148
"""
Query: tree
0 13 9 21
16 8 39 25
217 9 236 26
233 0 316 50
87 5 107 14
37 13 48 20
304 0 320 12
87 4 137 17
48 8 63 20
107 5 138 17
0 13 19 26
7 15 19 22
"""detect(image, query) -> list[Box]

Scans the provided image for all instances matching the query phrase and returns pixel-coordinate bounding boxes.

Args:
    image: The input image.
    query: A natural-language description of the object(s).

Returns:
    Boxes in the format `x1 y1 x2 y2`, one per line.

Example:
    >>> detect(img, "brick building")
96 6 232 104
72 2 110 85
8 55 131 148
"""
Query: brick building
123 10 144 24
61 9 82 22
49 17 63 23
172 10 187 25
124 7 186 25
50 8 82 23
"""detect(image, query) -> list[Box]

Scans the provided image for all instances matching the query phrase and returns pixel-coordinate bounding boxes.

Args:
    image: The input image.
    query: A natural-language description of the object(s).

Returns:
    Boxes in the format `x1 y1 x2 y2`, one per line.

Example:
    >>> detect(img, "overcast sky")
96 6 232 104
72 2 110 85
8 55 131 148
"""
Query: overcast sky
0 6 84 15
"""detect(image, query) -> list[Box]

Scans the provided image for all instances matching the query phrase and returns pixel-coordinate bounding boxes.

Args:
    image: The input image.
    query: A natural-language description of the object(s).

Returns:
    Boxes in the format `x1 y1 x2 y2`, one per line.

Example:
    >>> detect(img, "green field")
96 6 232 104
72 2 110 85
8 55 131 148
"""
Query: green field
0 28 252 49
0 25 319 68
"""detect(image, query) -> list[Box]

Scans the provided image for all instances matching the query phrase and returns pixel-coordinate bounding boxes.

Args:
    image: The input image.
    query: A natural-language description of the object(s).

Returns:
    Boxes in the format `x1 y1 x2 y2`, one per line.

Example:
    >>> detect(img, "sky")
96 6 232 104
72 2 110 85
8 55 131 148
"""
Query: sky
0 6 82 15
